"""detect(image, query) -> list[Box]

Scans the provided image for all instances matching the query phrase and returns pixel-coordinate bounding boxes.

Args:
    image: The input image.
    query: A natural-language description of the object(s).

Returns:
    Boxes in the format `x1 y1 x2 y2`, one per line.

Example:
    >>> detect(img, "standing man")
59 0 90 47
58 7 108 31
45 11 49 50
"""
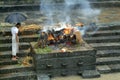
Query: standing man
11 23 21 60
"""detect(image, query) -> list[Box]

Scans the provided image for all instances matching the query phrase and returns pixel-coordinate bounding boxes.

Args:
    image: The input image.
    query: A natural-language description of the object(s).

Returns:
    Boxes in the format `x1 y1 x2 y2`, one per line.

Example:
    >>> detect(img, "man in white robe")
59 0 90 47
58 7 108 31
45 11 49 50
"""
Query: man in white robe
11 23 21 60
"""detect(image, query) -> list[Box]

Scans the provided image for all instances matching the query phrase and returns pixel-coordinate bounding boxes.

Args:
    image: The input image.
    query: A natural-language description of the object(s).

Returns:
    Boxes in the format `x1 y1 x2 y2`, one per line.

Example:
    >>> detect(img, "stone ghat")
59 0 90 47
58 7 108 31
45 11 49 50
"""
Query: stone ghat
85 24 120 74
1 24 120 80
33 43 100 79
0 1 120 12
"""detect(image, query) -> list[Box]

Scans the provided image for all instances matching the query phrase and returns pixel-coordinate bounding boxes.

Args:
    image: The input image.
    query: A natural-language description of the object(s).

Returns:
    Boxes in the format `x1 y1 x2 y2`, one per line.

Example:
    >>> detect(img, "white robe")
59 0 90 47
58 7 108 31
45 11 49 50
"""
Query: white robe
11 27 19 56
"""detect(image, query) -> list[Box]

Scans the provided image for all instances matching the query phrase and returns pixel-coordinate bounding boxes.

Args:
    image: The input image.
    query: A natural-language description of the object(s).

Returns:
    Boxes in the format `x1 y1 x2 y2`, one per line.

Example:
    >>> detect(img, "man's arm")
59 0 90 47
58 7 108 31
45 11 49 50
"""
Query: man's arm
16 33 19 42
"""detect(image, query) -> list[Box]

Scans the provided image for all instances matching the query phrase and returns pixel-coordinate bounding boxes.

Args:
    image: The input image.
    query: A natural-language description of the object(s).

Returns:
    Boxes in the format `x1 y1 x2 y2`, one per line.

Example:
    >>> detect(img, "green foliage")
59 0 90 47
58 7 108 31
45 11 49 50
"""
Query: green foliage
34 46 52 54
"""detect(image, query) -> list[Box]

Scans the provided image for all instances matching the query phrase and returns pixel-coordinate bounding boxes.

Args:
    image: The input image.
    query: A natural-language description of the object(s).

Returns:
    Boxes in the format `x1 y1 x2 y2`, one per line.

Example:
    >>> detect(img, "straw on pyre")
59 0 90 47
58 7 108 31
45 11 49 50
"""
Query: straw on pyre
36 22 84 51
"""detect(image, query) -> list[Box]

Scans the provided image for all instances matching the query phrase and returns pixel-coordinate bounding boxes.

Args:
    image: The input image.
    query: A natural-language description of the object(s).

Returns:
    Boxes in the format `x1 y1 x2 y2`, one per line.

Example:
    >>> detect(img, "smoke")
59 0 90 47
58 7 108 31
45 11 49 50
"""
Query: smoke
78 0 101 36
40 0 101 31
77 0 101 24
40 0 55 25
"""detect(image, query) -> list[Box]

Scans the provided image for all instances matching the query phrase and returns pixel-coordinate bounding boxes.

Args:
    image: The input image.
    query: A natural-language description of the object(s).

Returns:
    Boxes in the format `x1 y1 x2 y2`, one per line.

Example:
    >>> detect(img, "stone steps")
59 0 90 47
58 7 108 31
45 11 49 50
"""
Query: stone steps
0 24 120 79
97 65 111 74
0 42 30 51
97 25 120 31
86 30 120 37
0 35 38 44
1 25 120 38
0 64 34 74
97 50 120 57
0 71 37 80
84 35 120 43
89 42 120 50
0 29 39 36
0 50 28 59
0 56 32 66
0 28 37 79
0 38 36 79
97 64 120 74
0 58 18 65
85 24 120 74
109 64 120 72
96 56 120 65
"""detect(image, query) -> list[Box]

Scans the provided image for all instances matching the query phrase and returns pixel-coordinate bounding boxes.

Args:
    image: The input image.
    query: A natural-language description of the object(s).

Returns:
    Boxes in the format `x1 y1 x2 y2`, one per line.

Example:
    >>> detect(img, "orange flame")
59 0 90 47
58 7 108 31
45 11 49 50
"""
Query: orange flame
63 27 73 35
75 22 84 27
48 34 55 41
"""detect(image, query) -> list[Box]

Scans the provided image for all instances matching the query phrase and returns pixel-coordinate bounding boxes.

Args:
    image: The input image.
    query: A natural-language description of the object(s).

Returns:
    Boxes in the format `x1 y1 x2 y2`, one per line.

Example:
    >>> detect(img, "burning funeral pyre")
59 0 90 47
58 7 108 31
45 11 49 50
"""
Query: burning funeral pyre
34 22 84 53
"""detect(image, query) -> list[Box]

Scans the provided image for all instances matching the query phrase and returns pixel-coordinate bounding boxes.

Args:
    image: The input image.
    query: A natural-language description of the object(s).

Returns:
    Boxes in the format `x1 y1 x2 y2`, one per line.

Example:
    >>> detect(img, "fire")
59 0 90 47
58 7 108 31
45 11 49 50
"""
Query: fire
37 22 84 48
47 34 55 41
75 22 84 27
63 27 73 35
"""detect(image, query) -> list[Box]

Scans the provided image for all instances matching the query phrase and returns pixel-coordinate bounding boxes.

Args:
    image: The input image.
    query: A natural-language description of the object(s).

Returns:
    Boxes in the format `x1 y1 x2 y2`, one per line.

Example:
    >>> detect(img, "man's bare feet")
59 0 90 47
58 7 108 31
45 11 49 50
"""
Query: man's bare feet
15 56 19 59
12 56 19 60
12 57 18 61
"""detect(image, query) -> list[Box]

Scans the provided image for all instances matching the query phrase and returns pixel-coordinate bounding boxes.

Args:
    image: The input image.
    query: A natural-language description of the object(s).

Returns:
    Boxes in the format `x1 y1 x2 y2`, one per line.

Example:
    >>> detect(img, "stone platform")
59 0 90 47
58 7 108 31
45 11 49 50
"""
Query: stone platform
33 43 100 79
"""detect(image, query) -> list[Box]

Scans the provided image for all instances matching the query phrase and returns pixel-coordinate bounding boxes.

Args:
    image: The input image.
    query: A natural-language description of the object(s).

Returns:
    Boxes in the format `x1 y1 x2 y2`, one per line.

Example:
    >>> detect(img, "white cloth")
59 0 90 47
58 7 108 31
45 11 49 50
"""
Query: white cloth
76 26 87 37
11 27 19 56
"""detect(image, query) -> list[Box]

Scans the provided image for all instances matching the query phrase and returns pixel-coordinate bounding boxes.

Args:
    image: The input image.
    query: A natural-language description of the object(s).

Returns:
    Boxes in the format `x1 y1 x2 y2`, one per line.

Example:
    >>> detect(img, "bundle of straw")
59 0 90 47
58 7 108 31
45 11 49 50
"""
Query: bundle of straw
19 24 42 32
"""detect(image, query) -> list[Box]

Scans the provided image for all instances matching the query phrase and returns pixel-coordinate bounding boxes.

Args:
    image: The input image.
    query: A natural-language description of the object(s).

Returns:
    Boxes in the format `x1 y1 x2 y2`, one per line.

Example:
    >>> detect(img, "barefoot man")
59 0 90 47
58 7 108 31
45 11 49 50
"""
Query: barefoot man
11 23 21 60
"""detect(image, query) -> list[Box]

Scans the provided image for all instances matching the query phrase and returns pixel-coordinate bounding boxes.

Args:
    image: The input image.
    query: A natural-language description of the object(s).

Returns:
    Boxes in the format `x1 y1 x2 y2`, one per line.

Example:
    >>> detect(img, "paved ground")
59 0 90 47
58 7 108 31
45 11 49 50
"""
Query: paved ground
98 8 120 24
52 73 120 80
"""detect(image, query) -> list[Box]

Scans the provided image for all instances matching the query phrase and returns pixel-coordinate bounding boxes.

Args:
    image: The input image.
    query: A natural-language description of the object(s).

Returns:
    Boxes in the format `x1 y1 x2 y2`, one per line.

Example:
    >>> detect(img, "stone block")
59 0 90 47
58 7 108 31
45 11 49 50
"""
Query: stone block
82 70 100 78
109 64 120 72
33 42 97 77
97 65 111 74
37 74 50 80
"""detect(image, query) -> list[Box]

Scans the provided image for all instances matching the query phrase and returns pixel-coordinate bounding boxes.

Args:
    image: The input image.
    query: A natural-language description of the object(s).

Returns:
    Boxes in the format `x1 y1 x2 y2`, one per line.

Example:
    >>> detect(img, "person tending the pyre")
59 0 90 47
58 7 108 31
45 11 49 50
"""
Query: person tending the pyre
75 22 87 37
11 23 21 60
37 30 48 48
73 29 83 44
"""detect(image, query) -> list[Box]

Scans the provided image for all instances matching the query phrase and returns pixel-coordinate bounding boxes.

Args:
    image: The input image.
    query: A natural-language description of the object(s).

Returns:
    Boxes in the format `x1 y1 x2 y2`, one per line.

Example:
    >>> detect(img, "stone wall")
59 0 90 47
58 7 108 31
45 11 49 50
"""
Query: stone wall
34 48 100 78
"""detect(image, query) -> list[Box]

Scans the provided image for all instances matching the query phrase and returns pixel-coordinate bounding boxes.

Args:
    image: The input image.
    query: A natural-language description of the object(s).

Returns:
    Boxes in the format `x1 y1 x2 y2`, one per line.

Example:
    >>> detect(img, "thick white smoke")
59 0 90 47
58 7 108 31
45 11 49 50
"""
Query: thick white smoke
40 0 101 30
